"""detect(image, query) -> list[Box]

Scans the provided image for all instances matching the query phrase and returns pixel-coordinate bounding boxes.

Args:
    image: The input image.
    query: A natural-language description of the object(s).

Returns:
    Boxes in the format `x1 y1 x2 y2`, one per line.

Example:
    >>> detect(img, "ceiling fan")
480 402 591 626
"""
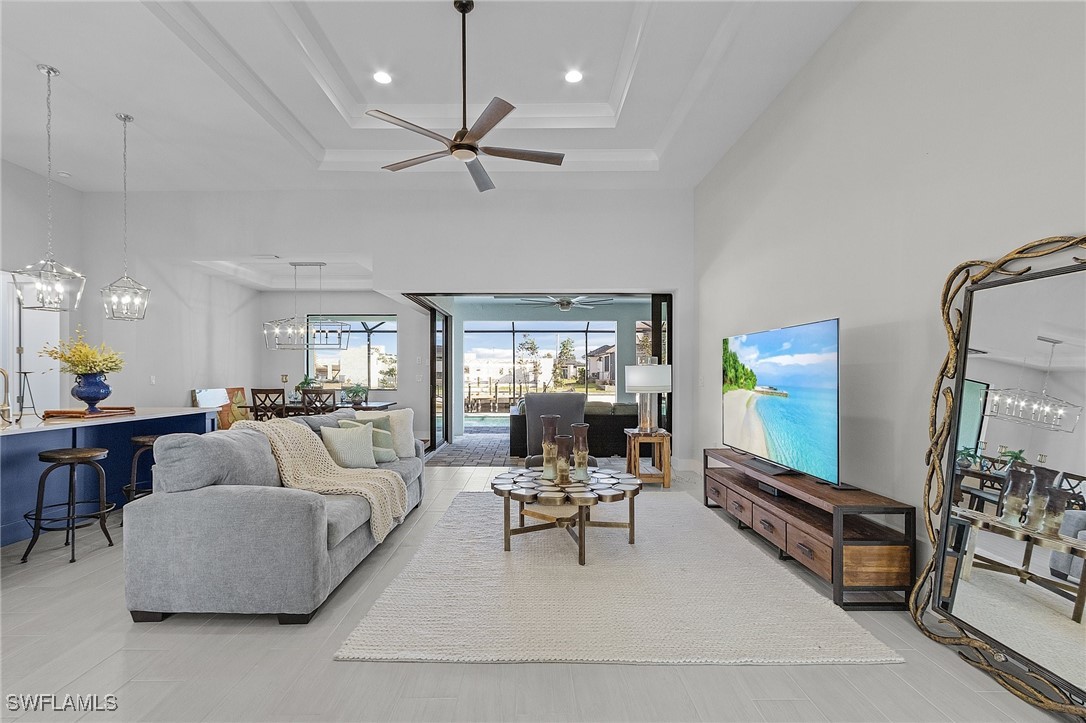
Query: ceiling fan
366 0 564 192
517 296 614 312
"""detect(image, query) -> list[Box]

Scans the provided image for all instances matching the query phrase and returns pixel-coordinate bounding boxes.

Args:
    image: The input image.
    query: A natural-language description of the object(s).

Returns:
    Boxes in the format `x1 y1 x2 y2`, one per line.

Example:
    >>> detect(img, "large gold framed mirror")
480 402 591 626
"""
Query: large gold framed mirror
911 236 1086 717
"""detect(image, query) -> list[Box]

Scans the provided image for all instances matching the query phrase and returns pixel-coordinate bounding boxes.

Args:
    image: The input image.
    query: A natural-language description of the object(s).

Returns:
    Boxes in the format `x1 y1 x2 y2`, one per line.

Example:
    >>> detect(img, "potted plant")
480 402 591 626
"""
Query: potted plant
999 448 1028 470
40 328 124 414
343 383 369 406
294 374 320 393
956 446 981 469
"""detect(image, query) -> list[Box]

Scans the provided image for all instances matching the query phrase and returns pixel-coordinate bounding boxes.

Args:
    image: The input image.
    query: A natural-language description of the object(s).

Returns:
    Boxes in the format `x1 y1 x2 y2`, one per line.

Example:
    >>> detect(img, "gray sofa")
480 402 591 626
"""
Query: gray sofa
124 409 423 624
1049 509 1085 583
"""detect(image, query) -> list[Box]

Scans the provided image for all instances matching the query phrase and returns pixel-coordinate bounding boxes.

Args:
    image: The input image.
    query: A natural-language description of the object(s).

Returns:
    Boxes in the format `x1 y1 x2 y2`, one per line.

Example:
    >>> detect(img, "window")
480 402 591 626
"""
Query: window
462 321 617 405
307 315 398 389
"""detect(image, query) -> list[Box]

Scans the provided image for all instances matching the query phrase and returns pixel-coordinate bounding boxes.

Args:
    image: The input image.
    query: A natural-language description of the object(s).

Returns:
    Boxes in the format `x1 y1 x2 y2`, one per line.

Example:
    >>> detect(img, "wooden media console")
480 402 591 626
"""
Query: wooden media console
703 448 916 609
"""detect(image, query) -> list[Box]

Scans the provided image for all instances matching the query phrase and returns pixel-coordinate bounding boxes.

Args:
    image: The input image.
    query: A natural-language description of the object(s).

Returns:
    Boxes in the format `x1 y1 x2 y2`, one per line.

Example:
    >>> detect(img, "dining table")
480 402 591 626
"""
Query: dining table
241 401 397 416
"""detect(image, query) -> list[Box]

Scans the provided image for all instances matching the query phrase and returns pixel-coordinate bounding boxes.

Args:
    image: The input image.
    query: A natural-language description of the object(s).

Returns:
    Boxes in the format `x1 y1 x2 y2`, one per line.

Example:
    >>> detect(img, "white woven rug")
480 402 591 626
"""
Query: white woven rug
335 491 904 665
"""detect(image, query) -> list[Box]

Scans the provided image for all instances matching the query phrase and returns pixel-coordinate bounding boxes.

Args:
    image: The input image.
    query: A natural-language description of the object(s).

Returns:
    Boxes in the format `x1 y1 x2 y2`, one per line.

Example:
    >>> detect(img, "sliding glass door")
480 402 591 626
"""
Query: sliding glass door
431 309 451 451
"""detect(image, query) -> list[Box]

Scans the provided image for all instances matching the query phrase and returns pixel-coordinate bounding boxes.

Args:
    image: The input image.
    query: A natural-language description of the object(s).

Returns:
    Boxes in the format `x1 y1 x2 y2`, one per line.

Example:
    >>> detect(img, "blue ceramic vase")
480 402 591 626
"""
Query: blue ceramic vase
72 372 112 414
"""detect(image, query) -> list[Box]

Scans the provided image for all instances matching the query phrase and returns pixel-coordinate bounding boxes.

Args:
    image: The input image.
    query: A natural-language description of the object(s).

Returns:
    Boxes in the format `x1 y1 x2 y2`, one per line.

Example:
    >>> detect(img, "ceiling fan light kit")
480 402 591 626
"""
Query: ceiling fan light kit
517 296 614 312
366 0 565 192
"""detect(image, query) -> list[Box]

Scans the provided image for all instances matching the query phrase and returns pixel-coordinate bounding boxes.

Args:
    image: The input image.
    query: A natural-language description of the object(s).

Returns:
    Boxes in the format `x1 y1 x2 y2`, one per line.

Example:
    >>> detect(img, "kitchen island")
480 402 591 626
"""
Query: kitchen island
0 407 218 546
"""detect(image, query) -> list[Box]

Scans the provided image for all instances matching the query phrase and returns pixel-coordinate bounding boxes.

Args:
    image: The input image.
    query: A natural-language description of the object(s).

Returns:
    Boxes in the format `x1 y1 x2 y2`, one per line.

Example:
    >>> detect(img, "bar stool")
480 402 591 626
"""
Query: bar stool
21 448 115 564
124 435 160 503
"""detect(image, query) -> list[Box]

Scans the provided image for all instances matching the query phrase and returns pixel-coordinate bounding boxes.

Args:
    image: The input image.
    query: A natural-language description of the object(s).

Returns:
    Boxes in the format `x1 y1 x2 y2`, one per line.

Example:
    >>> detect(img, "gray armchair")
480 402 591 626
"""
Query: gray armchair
523 392 598 467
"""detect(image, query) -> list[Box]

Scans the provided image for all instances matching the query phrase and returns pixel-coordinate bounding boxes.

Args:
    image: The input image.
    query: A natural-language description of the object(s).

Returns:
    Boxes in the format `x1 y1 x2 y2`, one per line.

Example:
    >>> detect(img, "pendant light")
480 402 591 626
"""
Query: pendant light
262 262 350 350
5 65 86 311
984 336 1082 433
101 113 149 320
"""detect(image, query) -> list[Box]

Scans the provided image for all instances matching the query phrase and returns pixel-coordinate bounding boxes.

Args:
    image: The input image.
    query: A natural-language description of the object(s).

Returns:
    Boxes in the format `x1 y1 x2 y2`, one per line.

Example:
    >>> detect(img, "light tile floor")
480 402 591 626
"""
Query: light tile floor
0 466 1072 722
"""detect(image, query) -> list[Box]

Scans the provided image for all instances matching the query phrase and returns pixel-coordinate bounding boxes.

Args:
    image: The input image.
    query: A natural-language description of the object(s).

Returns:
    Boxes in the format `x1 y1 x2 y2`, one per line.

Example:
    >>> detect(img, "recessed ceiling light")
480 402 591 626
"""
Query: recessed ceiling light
56 171 72 178
564 69 583 84
373 71 392 85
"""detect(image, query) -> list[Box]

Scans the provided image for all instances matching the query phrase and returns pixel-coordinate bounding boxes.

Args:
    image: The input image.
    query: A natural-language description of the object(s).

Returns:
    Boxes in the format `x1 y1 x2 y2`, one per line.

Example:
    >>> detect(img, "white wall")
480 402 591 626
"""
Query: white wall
694 1 1085 536
74 193 262 407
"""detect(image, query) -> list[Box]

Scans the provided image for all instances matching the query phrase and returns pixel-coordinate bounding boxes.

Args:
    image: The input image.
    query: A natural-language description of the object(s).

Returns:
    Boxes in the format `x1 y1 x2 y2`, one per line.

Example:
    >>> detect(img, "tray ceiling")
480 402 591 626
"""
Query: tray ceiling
1 1 855 192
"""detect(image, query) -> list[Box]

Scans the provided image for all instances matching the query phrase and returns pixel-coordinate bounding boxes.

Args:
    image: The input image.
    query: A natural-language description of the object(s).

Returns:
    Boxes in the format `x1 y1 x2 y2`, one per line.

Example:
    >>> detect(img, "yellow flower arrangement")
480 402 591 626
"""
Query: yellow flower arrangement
40 328 124 376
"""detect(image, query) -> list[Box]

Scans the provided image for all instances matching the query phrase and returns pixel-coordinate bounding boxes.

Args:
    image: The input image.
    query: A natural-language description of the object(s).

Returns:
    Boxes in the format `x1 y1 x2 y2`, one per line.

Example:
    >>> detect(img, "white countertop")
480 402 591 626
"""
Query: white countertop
0 407 219 437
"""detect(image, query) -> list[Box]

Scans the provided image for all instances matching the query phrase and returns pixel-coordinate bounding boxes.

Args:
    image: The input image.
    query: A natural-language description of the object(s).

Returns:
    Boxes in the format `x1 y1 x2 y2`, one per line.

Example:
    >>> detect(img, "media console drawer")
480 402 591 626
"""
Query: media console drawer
786 527 833 582
705 478 726 506
752 504 787 549
725 489 753 527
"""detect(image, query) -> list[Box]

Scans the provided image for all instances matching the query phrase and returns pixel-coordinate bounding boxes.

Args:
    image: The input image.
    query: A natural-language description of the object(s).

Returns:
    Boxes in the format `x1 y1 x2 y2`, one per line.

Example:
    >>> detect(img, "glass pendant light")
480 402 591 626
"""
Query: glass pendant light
263 262 349 350
101 113 149 320
5 65 86 312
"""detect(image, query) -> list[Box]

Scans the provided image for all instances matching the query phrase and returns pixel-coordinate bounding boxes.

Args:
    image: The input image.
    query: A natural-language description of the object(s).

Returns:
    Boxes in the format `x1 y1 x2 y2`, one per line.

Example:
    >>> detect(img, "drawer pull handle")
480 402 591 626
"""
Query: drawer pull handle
796 543 814 559
759 519 774 532
709 487 720 497
731 501 743 511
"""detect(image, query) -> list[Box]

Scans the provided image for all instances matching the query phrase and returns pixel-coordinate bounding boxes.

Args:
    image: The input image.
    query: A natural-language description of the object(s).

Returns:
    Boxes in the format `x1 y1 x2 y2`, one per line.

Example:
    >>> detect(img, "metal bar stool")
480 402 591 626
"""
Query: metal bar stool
124 435 160 503
21 448 115 563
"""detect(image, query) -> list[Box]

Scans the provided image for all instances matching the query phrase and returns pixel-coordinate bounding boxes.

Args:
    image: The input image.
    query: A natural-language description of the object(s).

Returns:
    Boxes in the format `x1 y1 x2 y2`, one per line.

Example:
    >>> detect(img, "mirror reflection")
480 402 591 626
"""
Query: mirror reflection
940 266 1086 691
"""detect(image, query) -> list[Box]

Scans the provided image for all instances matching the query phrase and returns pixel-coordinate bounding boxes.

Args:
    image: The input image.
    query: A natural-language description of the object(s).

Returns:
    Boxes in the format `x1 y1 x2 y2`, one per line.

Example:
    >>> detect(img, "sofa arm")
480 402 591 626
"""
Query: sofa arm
414 438 426 500
124 485 332 615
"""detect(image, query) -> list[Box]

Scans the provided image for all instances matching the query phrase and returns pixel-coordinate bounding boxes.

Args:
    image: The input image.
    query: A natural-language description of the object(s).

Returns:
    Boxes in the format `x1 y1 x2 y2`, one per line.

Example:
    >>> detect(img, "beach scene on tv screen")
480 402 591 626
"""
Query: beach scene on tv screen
722 319 839 483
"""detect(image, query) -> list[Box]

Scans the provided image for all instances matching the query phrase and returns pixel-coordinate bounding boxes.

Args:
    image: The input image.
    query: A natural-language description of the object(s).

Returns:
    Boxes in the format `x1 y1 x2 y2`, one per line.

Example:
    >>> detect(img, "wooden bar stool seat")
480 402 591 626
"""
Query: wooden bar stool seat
22 447 115 564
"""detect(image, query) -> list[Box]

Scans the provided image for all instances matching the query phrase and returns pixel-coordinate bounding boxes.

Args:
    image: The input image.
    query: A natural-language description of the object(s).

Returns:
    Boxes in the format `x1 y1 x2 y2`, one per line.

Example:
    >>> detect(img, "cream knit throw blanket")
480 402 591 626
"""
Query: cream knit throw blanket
233 419 408 542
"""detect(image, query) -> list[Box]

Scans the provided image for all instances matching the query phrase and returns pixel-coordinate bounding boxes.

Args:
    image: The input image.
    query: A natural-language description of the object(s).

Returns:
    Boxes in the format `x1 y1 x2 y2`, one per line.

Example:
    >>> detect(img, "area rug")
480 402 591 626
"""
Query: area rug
335 491 904 665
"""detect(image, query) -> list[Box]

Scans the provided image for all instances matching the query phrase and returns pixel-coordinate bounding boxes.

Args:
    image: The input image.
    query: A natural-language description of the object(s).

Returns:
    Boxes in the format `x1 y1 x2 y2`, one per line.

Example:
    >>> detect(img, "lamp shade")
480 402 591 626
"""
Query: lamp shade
625 364 672 393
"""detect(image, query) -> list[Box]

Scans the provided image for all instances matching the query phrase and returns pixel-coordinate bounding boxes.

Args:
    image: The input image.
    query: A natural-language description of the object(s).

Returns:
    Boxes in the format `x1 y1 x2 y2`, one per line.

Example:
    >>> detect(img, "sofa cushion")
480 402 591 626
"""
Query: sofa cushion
321 423 377 469
357 409 415 458
324 495 372 549
378 455 424 484
290 408 357 433
612 402 639 415
339 420 397 462
153 428 280 492
584 401 614 415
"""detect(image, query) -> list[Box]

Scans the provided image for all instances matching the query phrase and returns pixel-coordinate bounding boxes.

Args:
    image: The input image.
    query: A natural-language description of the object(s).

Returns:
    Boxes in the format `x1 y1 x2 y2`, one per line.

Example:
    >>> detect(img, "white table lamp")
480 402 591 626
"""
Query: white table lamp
625 364 672 432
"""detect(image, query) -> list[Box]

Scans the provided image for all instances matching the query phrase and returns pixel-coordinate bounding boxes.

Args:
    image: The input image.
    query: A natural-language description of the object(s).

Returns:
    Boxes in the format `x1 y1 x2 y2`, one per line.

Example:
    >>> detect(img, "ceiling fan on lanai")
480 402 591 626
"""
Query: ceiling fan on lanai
366 0 565 192
517 296 614 312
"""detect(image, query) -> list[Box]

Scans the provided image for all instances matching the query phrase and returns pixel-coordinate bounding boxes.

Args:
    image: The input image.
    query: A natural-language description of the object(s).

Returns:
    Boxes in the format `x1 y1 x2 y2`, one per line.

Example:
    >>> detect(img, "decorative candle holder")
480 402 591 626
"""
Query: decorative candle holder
1022 490 1048 532
998 467 1032 527
555 435 572 486
1041 489 1070 536
540 414 560 480
571 423 590 481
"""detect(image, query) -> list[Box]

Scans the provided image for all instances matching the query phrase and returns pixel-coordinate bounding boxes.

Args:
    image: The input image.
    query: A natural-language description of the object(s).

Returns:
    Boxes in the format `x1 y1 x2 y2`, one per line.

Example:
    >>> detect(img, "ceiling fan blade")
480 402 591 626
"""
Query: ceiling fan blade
465 158 495 192
366 109 452 148
464 97 515 145
383 150 451 172
481 146 564 166
576 304 595 309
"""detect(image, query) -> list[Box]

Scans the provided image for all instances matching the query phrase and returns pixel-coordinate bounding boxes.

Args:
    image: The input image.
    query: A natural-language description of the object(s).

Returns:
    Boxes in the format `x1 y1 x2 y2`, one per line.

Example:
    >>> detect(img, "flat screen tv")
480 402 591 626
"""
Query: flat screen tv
722 318 840 485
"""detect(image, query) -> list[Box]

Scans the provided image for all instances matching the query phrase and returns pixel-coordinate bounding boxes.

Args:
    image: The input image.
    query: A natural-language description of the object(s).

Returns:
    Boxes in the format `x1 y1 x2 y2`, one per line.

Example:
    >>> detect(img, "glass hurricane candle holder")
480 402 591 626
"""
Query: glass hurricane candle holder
998 467 1032 527
555 435 572 486
1041 489 1070 536
571 423 590 481
540 414 560 480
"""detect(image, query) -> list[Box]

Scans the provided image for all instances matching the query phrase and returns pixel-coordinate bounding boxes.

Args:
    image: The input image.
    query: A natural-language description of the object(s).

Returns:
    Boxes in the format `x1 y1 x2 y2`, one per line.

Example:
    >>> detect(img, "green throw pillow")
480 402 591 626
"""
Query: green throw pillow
340 420 397 463
320 423 377 469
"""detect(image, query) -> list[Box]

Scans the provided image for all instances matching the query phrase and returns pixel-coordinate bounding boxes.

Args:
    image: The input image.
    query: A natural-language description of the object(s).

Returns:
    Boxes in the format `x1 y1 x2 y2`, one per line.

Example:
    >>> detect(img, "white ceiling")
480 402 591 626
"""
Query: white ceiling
1 1 855 193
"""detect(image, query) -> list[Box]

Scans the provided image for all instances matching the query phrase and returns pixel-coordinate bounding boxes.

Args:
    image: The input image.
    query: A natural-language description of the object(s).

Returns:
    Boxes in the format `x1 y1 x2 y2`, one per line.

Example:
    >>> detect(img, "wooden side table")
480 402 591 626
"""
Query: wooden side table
625 429 671 488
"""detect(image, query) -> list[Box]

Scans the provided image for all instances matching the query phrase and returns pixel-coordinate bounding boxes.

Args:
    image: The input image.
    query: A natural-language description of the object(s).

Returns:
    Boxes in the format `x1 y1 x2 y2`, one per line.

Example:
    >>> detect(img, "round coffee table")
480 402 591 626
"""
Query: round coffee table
490 468 643 565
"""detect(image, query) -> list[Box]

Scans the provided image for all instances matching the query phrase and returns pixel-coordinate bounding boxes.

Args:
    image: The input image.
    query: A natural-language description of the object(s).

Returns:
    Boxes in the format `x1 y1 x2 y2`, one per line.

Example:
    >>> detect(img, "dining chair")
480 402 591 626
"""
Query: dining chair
301 388 338 415
250 388 287 421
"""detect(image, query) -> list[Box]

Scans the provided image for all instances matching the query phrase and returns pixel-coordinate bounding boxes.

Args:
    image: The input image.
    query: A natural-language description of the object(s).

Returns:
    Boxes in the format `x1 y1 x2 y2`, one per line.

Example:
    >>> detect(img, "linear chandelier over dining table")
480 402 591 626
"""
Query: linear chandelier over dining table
262 262 350 351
